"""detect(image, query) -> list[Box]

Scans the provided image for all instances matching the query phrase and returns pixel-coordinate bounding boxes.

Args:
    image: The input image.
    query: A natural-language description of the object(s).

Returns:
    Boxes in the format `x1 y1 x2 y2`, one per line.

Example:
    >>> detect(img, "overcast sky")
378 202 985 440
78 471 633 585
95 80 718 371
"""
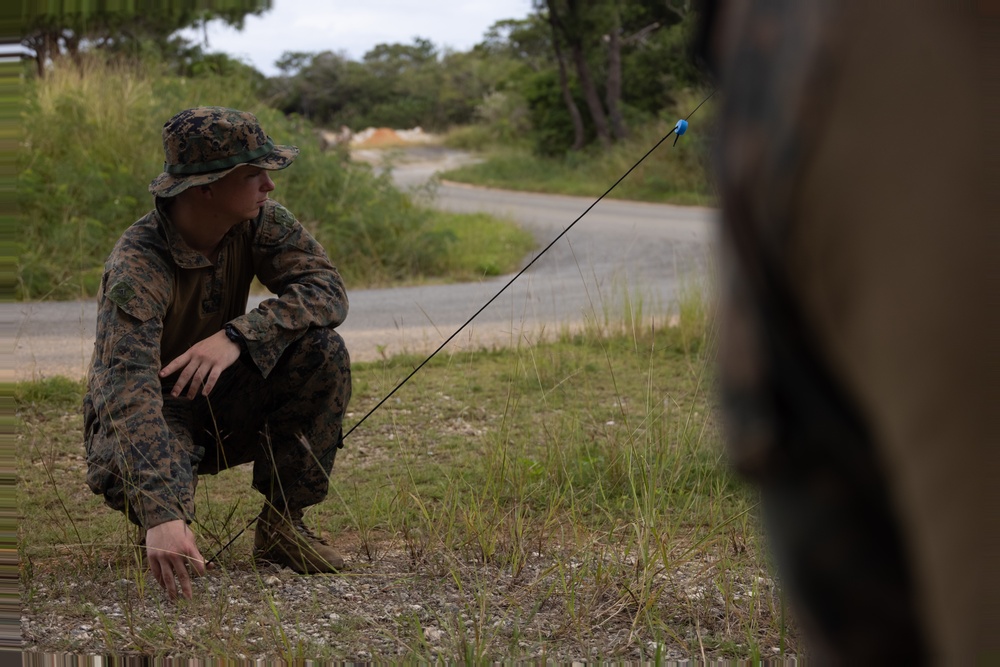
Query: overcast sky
177 0 536 77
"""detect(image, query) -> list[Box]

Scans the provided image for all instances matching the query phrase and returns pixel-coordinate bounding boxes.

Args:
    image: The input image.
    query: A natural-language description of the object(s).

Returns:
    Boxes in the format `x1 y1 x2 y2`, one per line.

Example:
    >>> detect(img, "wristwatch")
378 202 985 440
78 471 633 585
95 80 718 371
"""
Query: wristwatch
224 323 247 353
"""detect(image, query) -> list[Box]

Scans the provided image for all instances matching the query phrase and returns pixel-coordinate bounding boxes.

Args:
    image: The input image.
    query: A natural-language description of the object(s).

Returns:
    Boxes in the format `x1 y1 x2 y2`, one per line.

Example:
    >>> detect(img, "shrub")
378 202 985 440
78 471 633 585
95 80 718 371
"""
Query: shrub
17 56 455 299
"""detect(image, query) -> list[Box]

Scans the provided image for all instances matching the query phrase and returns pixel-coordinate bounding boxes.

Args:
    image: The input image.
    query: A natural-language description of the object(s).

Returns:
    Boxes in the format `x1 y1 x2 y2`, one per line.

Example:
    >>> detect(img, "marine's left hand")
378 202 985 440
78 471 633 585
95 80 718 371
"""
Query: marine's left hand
160 330 242 399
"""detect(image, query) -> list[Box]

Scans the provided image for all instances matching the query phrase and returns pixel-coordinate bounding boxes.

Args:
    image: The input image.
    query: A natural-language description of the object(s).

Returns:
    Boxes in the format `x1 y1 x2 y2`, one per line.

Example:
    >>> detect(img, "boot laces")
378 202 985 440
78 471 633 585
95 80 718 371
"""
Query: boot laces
292 518 329 546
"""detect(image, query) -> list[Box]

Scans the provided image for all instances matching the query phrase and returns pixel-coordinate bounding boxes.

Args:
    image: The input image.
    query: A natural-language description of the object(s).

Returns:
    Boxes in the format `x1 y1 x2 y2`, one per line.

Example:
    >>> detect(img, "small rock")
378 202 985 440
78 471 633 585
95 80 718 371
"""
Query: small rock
264 576 281 586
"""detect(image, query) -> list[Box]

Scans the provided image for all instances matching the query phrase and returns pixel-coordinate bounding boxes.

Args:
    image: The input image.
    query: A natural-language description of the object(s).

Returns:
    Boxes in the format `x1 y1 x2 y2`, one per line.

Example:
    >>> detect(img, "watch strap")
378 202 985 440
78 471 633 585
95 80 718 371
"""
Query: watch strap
224 323 247 352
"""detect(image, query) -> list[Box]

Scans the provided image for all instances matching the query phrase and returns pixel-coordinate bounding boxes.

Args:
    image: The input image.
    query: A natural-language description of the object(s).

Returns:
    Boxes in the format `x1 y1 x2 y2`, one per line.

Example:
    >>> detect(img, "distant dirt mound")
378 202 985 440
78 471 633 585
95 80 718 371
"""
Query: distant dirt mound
352 127 404 148
345 126 436 149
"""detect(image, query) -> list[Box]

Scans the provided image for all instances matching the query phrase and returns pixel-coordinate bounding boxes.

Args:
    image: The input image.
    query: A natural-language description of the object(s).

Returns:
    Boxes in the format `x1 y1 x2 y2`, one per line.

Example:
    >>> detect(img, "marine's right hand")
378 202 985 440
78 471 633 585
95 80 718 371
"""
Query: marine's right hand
145 519 208 600
160 329 242 399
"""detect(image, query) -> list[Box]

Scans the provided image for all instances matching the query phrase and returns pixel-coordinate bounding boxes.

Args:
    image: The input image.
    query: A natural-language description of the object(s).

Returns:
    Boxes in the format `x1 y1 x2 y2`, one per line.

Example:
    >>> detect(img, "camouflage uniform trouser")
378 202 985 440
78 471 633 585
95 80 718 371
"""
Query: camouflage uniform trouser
709 0 998 663
106 326 352 525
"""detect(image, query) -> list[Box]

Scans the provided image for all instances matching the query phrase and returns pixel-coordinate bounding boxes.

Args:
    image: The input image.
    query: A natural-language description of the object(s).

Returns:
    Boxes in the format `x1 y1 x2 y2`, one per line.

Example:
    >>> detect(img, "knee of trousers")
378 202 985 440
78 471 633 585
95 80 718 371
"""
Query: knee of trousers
269 326 352 407
286 326 351 374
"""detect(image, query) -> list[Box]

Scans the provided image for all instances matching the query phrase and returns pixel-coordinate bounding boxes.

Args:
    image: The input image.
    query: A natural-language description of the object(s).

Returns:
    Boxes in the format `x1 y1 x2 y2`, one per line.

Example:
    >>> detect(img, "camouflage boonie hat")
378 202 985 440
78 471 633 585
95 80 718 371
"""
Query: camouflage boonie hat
148 107 299 197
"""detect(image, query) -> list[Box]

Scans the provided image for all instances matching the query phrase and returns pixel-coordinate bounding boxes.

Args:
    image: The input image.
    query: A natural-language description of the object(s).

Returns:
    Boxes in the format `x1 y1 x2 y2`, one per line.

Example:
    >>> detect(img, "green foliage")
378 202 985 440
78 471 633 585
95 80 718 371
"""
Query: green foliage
19 0 273 78
444 90 532 150
523 69 592 157
622 12 704 114
14 377 84 411
428 212 537 280
274 146 450 286
20 0 271 27
270 34 519 134
441 123 498 151
268 38 505 133
410 3 710 157
441 88 717 206
18 57 527 299
165 39 269 83
19 57 171 299
475 16 552 74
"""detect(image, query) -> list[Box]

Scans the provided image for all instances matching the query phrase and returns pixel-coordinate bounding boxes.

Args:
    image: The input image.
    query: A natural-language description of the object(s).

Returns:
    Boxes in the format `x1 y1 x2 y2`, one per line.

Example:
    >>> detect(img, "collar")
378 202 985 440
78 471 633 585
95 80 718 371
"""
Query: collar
154 197 251 268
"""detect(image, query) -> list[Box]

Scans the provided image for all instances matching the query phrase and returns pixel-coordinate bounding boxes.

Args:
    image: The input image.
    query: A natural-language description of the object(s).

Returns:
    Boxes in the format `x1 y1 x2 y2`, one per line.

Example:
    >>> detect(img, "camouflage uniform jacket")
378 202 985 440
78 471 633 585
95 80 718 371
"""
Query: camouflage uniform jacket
84 198 348 528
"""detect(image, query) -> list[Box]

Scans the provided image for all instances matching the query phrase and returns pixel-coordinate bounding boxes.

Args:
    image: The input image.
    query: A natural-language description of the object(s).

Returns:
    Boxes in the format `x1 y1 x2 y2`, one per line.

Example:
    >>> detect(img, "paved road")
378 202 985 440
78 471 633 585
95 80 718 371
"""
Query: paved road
6 151 717 381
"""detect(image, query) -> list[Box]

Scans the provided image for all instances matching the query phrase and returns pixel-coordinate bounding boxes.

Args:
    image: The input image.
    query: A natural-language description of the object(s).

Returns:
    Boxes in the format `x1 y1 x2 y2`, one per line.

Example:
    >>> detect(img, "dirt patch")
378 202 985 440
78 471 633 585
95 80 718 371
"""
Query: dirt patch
353 127 405 148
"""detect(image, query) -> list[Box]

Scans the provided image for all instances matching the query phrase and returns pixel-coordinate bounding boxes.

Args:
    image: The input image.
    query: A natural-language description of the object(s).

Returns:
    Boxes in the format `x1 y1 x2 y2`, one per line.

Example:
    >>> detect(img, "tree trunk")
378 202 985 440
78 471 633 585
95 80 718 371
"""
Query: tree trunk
605 3 627 140
565 0 611 147
24 32 56 78
546 0 586 150
35 35 50 79
569 39 611 146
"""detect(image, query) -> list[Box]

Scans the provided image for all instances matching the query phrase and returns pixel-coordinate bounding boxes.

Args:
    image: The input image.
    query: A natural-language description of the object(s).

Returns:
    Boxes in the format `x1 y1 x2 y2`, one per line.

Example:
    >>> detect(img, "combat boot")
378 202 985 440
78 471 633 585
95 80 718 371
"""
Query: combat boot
253 506 345 573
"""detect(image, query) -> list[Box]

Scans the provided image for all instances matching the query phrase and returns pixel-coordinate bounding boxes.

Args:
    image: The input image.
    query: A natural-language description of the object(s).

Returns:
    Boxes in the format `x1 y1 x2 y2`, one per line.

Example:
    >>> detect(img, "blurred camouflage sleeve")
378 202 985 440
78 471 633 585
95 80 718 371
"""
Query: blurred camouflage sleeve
84 234 195 529
234 200 349 377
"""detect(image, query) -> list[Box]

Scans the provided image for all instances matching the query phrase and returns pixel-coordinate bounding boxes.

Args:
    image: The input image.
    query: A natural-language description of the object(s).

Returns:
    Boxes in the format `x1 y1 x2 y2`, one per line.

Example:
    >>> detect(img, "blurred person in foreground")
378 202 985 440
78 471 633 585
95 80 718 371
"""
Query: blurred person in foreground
701 1 998 663
84 107 353 600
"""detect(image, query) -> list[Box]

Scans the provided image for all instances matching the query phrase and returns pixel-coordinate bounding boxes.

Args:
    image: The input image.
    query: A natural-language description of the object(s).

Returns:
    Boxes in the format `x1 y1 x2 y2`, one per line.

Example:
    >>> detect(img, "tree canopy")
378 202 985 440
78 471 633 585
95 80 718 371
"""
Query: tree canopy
19 0 272 76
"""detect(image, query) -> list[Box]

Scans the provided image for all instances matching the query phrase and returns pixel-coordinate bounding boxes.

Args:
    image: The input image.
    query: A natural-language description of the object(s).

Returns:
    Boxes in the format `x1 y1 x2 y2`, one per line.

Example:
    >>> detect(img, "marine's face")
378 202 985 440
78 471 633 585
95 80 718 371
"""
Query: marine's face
208 165 275 223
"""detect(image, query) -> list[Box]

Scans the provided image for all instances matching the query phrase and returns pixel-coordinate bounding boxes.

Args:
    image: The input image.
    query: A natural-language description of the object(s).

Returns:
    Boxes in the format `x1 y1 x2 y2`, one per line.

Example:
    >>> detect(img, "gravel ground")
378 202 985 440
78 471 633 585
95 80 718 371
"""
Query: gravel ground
22 537 794 662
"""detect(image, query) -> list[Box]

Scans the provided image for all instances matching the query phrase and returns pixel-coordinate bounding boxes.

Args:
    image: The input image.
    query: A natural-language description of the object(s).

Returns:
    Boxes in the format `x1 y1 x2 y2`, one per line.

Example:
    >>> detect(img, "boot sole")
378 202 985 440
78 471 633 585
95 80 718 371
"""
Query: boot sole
254 549 344 574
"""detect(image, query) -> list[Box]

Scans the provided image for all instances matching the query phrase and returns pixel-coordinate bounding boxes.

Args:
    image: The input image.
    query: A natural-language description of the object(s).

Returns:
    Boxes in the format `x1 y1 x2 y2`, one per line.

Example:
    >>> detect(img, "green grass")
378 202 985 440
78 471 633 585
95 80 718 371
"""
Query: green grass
17 295 798 661
428 211 537 280
440 89 718 206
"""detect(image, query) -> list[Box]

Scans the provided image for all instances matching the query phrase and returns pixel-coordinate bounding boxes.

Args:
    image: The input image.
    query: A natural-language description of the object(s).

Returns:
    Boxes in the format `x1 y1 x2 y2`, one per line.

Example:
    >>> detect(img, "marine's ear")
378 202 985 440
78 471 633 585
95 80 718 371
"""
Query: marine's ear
189 183 214 199
174 183 213 205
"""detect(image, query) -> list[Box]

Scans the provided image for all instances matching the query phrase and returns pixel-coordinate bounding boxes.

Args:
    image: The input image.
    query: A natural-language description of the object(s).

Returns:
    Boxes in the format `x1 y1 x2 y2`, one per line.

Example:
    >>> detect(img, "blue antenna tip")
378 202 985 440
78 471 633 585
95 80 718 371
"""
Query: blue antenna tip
675 119 689 136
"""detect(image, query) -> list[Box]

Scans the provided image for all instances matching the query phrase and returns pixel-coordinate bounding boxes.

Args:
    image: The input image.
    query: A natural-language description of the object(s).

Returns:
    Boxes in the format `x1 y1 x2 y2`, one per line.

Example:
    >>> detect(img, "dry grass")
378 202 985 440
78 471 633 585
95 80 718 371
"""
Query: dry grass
17 298 798 661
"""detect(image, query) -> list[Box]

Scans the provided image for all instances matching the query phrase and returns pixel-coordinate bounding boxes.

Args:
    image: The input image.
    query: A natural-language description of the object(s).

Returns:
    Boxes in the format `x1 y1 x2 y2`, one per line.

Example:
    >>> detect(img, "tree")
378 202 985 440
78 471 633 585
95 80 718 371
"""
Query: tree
268 51 352 124
476 17 552 74
363 38 437 75
604 0 627 140
19 0 273 77
543 1 586 150
530 0 700 152
620 9 702 114
536 0 638 149
546 0 613 146
267 36 519 132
